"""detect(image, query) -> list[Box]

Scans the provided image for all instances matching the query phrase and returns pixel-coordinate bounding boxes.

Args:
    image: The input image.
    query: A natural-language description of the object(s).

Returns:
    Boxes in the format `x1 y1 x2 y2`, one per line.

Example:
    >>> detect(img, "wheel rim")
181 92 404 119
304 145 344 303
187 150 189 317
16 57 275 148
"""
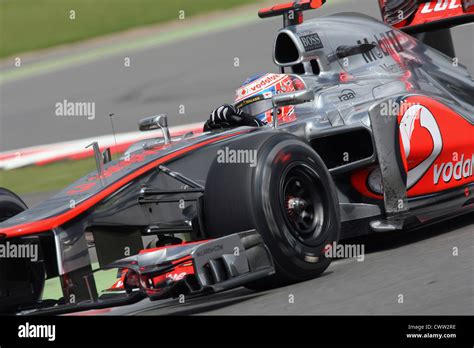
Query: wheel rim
280 163 325 246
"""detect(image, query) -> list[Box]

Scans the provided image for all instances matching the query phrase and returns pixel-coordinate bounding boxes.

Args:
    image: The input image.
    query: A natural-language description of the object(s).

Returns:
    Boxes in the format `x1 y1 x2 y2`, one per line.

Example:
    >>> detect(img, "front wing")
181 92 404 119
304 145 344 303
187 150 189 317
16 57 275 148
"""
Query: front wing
12 230 274 315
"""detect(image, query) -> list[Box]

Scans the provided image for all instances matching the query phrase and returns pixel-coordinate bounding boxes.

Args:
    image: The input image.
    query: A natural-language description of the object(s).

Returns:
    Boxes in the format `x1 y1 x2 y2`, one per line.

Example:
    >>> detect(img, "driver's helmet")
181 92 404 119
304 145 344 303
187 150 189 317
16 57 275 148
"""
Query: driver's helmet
234 73 305 125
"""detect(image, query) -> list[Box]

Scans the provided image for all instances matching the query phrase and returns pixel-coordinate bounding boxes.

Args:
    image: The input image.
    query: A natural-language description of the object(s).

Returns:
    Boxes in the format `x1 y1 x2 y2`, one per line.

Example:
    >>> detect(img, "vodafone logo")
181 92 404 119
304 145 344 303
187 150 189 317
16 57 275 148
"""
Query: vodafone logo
399 105 442 189
248 74 280 91
235 73 286 102
434 154 474 185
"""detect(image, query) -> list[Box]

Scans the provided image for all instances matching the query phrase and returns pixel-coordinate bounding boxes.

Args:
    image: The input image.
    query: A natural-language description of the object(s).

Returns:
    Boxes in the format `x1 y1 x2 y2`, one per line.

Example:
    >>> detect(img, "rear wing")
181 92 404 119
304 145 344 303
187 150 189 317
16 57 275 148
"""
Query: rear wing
379 0 474 34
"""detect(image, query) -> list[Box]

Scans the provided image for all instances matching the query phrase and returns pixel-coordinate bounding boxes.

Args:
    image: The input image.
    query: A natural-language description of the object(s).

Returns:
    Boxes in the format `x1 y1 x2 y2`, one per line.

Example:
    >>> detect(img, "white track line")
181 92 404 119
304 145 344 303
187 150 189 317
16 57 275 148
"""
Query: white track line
0 122 203 170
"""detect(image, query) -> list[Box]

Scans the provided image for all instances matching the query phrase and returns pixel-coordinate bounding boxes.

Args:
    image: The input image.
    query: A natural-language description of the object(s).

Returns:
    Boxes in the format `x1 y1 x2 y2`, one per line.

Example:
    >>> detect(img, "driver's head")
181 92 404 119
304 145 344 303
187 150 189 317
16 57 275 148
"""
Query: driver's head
234 73 304 125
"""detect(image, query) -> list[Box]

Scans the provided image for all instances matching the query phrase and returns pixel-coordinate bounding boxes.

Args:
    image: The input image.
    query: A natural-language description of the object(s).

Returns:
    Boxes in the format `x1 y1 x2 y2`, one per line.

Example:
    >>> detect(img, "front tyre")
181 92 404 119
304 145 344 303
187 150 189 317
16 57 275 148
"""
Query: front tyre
204 132 340 287
0 188 27 222
0 188 43 314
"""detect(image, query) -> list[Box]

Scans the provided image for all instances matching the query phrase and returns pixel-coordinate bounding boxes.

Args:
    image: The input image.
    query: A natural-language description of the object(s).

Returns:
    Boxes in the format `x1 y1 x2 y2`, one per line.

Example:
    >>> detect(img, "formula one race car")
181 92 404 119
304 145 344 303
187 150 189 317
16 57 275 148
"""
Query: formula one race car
0 0 472 314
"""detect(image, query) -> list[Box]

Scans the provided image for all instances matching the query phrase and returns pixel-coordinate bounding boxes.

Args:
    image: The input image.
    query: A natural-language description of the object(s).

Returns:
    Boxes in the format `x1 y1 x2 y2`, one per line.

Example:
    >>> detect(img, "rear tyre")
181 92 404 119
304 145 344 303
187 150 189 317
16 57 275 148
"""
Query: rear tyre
204 132 340 288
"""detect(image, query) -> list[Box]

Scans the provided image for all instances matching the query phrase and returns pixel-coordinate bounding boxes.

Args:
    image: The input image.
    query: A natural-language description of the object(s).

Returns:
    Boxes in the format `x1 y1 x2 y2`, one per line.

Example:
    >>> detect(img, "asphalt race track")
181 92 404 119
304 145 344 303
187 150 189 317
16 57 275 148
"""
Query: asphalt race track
2 0 473 315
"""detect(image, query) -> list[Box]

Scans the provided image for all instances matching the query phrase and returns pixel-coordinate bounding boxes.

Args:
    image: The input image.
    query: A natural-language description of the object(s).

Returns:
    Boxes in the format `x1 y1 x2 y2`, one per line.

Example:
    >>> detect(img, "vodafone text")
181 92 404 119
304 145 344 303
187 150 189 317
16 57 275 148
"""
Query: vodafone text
433 154 474 185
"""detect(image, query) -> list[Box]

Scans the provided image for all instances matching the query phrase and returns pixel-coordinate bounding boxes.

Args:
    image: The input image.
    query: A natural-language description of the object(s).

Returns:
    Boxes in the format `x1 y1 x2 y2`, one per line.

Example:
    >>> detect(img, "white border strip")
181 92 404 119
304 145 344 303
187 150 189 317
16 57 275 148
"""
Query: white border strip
0 122 203 170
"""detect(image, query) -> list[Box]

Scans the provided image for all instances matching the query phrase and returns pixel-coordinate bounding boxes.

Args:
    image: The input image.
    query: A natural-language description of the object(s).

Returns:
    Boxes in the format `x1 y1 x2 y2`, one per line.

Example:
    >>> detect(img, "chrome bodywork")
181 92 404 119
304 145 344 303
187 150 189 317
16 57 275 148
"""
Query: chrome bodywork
272 13 472 132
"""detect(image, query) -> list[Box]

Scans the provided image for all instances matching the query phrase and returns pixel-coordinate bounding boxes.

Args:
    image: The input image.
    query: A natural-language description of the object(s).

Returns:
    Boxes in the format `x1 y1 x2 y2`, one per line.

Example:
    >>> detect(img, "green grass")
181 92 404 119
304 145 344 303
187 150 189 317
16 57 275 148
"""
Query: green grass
0 0 263 58
42 263 120 300
0 157 97 194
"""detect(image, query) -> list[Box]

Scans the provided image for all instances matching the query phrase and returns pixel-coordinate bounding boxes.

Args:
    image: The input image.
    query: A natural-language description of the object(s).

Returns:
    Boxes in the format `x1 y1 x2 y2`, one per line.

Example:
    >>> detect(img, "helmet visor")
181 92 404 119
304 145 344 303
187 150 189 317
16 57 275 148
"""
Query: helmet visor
235 96 273 117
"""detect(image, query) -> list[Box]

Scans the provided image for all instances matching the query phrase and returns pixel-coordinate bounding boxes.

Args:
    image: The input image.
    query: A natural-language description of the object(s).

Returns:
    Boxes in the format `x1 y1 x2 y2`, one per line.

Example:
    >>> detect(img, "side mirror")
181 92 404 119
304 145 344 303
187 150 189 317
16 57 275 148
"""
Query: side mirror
138 114 171 144
102 147 112 164
85 141 104 186
271 89 315 128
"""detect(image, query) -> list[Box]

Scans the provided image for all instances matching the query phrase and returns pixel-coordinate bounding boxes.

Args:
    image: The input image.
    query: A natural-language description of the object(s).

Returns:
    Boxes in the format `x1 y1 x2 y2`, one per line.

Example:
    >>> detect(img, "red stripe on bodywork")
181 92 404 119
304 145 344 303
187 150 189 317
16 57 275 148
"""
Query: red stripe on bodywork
0 132 242 237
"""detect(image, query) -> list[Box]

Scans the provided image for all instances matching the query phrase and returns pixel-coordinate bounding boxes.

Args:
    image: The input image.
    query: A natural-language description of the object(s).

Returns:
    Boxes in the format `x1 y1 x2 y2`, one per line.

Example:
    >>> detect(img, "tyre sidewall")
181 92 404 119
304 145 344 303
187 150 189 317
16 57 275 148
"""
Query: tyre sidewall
252 137 340 280
0 188 27 222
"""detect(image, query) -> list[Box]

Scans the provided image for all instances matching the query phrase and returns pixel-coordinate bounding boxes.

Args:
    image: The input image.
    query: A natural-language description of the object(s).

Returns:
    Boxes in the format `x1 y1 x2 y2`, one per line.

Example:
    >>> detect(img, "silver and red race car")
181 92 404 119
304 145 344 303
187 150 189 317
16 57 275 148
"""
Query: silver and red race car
0 0 472 314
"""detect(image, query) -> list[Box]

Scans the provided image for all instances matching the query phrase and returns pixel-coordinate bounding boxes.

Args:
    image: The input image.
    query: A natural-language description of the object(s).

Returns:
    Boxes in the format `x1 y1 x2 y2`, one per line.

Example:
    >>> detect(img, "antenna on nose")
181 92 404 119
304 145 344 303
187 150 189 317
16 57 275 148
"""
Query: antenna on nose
108 113 119 160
